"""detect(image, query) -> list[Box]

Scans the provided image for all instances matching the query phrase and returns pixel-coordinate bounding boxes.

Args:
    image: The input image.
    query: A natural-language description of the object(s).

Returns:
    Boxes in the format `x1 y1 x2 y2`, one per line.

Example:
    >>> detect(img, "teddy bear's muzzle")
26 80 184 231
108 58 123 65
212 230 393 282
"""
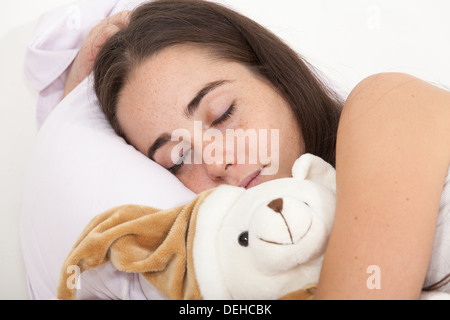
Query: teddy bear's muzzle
247 196 325 274
251 197 313 246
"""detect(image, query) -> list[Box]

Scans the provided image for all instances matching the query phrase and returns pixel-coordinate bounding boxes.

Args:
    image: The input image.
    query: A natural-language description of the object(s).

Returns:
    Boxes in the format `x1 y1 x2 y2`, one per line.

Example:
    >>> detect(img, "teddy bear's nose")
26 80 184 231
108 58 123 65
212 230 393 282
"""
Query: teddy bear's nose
267 198 283 213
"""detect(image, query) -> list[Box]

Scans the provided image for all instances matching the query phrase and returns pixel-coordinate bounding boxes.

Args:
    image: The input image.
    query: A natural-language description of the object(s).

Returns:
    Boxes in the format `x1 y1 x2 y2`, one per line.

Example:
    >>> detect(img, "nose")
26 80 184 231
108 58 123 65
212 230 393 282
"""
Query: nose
204 161 232 181
200 137 236 183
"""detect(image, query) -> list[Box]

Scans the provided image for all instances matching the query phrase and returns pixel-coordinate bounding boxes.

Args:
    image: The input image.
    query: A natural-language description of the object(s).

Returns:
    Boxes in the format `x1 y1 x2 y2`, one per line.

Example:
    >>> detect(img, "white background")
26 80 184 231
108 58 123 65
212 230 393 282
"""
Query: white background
1 0 449 299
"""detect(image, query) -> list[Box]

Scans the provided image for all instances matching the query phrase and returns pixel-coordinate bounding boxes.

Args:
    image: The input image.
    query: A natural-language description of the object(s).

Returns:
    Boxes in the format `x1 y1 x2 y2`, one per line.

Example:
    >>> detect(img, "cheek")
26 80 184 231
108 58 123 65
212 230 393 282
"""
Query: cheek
242 111 300 154
177 166 215 194
259 109 303 172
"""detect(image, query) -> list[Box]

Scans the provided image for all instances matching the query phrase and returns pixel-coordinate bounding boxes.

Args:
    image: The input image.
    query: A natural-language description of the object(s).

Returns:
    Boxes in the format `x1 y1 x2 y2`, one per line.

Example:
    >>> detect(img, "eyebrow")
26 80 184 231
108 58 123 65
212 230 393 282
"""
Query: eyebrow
147 80 230 161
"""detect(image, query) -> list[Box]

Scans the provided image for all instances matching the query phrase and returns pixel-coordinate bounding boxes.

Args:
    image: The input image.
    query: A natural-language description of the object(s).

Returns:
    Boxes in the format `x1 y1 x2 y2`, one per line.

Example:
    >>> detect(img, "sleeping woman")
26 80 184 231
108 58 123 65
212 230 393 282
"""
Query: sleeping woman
63 0 450 299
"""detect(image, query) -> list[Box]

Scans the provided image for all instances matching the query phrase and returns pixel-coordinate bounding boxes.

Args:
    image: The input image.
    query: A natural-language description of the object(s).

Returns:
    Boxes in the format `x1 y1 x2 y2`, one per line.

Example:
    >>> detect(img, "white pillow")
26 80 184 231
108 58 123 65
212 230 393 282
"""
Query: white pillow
20 76 195 299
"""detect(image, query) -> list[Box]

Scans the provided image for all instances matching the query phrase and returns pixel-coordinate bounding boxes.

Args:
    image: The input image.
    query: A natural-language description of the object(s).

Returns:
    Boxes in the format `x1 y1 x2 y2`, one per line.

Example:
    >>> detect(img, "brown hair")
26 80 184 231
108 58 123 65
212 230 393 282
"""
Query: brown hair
94 0 343 166
423 274 450 292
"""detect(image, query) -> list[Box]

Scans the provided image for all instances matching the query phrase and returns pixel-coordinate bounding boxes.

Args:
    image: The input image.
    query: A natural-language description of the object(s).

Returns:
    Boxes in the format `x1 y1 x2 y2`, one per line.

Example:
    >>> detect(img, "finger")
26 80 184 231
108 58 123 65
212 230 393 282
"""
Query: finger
89 11 130 43
89 10 130 37
107 10 131 29
89 24 121 56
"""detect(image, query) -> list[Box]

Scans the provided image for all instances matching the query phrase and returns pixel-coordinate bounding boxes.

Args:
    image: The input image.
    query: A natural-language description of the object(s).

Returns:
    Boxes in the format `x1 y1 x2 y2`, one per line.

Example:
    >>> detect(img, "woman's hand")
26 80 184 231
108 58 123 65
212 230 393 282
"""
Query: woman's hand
63 11 131 98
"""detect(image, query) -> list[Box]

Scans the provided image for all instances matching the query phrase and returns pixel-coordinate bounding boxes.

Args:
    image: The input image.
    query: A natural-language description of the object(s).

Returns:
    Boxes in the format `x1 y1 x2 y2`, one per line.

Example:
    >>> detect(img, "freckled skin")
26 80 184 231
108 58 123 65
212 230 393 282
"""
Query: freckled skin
117 45 304 193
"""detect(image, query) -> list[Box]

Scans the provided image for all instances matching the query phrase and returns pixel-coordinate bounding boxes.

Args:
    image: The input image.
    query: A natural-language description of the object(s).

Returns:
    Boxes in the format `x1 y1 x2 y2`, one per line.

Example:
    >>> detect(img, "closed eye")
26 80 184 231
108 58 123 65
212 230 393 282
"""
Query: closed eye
169 148 191 175
211 104 235 127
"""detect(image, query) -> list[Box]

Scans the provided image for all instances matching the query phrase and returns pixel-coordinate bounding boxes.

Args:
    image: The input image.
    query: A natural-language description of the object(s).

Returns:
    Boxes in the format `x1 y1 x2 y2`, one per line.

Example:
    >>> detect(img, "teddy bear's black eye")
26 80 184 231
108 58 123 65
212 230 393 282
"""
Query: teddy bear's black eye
238 231 249 247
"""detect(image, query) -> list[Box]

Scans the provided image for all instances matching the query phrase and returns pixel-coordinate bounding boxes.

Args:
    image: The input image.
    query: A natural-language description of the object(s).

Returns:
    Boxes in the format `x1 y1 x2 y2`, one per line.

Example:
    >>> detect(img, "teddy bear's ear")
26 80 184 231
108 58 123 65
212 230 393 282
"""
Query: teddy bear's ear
292 154 336 192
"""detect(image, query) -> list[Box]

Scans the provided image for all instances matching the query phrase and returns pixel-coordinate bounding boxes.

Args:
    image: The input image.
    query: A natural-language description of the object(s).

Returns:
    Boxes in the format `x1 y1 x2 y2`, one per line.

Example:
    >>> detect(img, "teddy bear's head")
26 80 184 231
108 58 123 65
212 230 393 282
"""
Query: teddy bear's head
193 154 336 300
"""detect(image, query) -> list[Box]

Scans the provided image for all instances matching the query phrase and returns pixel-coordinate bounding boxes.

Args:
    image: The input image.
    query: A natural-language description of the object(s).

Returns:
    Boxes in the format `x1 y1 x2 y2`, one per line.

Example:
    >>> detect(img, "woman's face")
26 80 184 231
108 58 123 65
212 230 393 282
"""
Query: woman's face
117 45 304 193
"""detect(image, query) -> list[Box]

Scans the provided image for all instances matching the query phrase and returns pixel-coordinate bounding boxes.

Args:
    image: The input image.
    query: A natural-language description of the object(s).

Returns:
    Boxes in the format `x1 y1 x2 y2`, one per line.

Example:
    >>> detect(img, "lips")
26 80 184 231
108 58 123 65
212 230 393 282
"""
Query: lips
239 170 262 189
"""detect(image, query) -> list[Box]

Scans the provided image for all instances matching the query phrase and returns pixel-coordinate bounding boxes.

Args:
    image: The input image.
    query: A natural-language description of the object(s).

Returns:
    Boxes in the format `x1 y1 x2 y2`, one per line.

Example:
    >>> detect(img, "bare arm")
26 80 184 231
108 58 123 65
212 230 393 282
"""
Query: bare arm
315 73 450 299
63 11 131 98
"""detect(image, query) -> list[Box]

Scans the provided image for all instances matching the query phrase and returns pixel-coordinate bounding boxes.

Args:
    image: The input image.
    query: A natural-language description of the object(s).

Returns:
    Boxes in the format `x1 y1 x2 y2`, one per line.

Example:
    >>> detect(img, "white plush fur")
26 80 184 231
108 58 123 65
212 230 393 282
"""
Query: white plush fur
193 154 336 299
193 185 245 299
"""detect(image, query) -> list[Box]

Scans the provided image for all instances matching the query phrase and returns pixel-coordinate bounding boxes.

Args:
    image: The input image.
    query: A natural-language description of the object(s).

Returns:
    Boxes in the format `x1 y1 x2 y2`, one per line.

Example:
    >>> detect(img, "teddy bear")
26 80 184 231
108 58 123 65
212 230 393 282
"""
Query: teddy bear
56 153 449 300
192 153 336 299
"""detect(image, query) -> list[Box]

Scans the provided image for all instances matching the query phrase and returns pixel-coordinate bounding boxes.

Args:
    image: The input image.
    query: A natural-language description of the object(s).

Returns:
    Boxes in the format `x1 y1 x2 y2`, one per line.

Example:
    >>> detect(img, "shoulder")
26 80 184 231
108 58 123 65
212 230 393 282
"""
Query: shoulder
339 72 450 161
316 73 450 298
347 72 419 101
336 72 450 213
343 72 450 120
